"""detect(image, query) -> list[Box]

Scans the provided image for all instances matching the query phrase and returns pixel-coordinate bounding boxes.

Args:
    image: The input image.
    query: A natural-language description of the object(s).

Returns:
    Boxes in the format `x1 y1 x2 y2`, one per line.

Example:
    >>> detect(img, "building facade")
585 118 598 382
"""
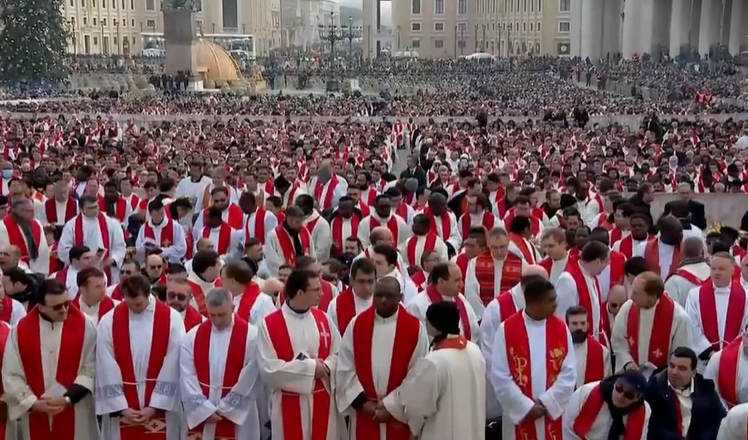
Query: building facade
63 0 281 56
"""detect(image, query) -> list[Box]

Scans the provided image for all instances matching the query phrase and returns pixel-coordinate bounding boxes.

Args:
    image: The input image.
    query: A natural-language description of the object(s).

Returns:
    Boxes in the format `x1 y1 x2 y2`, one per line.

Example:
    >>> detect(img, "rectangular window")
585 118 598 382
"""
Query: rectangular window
93 36 98 45
434 22 444 31
538 0 541 10
529 22 533 31
458 0 466 15
146 19 156 28
412 0 421 14
121 0 125 9
435 39 444 48
131 19 135 26
558 21 570 32
537 21 541 31
522 0 526 11
93 17 97 26
434 0 444 14
83 17 87 25
522 22 525 32
102 18 107 26
70 0 74 6
92 0 96 6
411 22 421 31
130 0 134 9
146 0 154 10
559 0 570 11
412 39 421 48
458 22 467 32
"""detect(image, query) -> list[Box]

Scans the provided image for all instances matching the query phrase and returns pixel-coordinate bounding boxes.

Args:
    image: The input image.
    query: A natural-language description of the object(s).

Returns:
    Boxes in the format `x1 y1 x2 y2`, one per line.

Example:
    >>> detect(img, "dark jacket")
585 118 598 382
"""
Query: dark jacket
399 166 428 187
644 369 725 440
686 200 707 230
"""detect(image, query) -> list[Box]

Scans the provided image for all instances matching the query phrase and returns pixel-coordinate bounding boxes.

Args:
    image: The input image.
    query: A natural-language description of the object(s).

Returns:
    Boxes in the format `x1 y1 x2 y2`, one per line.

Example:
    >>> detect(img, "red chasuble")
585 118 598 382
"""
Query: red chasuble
423 207 452 240
474 251 522 306
503 313 568 440
245 209 268 245
573 384 646 440
189 318 249 439
459 211 495 238
625 295 676 368
44 197 77 224
314 174 338 209
335 288 358 335
74 213 112 282
644 239 682 278
0 322 10 431
406 233 437 266
0 296 12 324
274 225 311 267
265 308 332 440
583 339 606 385
183 306 203 332
330 215 360 256
352 305 420 440
235 282 262 322
144 220 175 248
98 197 127 223
187 280 211 316
17 307 86 440
3 216 41 264
699 282 746 350
112 301 172 440
607 251 626 288
202 222 232 255
426 284 472 340
72 293 115 321
566 260 604 337
369 215 400 244
716 340 742 407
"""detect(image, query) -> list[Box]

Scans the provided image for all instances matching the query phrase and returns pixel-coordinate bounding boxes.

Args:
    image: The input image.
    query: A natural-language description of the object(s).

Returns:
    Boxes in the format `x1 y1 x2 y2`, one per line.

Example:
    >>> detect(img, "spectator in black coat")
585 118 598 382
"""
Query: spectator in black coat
399 154 427 188
629 182 655 230
671 181 707 230
644 347 725 440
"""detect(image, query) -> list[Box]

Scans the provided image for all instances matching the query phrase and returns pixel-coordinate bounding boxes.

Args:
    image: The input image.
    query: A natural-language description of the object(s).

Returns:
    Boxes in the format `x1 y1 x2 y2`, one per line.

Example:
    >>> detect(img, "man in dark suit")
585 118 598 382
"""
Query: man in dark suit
673 181 706 230
645 347 725 440
399 154 427 188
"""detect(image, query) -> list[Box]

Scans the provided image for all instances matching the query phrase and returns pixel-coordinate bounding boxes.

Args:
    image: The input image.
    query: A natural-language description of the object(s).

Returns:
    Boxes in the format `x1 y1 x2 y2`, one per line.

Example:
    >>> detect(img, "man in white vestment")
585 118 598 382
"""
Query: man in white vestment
327 258 377 334
612 272 693 376
58 195 127 283
180 288 263 440
407 262 479 342
372 244 418 304
174 161 212 206
50 246 104 298
96 274 185 440
220 259 276 325
134 200 188 264
392 300 486 440
0 199 51 275
335 277 429 440
665 238 710 307
562 371 651 440
567 306 611 388
2 279 99 440
72 267 119 323
357 195 410 248
165 279 205 332
194 208 243 259
491 278 577 440
717 402 748 440
399 214 449 269
307 162 347 211
264 206 317 277
0 267 26 326
538 228 570 283
239 192 277 246
257 268 344 440
36 179 78 226
297 194 333 261
705 323 748 406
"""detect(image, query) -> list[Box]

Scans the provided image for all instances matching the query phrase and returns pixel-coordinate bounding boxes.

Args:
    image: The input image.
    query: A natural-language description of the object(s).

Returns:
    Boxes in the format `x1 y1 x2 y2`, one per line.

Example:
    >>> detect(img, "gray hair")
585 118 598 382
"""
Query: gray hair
206 288 233 307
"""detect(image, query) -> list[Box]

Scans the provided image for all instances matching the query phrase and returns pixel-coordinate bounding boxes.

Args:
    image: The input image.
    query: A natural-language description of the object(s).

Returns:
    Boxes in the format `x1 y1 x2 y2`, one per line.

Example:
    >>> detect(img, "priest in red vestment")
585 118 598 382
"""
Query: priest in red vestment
72 267 118 324
0 198 51 275
335 276 429 440
464 227 523 316
164 279 204 332
566 306 611 388
644 217 684 280
2 279 99 440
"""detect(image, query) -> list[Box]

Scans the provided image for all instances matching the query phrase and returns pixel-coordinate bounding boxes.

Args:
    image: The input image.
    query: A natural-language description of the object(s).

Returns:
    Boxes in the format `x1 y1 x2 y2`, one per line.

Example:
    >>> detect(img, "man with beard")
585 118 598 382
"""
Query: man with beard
99 181 132 225
562 370 650 440
567 306 611 388
165 278 204 331
192 186 245 232
309 160 347 211
264 206 315 276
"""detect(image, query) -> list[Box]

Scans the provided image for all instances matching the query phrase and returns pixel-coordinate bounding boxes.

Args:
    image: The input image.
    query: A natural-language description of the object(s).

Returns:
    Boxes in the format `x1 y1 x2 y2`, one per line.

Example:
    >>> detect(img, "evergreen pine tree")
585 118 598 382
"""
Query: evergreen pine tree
0 0 68 82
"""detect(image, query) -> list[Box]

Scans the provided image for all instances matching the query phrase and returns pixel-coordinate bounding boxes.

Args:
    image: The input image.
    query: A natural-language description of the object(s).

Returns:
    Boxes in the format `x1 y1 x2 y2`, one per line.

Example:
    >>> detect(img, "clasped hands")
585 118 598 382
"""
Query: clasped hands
362 399 393 423
520 399 548 424
31 397 68 415
121 406 158 425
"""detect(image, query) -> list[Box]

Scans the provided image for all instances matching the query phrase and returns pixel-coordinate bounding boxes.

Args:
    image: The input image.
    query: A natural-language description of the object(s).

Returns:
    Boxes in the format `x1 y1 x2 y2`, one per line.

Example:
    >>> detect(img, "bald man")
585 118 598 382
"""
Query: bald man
664 237 710 307
602 284 628 338
479 264 549 420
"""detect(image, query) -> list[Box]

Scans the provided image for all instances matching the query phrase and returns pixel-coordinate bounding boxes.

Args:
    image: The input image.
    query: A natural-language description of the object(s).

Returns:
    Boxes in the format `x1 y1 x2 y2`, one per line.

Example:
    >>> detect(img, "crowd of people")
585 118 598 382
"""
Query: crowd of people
0 53 747 440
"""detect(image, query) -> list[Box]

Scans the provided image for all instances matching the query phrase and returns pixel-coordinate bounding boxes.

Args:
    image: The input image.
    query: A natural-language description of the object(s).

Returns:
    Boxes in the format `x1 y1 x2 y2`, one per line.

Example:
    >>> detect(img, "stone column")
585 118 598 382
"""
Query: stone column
621 0 641 57
602 0 622 57
698 0 721 55
580 0 603 58
669 0 690 56
728 0 748 55
163 9 198 77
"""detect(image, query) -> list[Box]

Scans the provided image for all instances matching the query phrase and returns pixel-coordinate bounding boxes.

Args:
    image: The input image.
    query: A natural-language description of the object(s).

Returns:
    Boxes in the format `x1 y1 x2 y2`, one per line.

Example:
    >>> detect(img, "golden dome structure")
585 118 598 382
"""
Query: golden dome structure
192 39 242 84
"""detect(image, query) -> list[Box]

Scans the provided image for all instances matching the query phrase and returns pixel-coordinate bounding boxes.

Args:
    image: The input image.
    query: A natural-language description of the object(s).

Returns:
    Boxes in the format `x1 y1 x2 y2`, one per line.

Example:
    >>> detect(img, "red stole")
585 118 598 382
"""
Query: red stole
573 384 647 440
144 220 175 248
583 339 606 384
538 256 571 278
352 305 420 440
274 225 311 267
406 233 437 266
608 251 626 288
202 222 232 255
112 301 171 440
183 306 203 331
335 288 358 335
0 297 11 324
610 227 624 245
455 252 469 283
505 211 541 236
0 322 9 432
99 197 127 222
474 251 522 306
54 267 69 283
72 294 115 321
17 307 86 440
508 232 536 263
44 197 77 224
369 215 400 244
330 215 360 256
318 280 333 312
497 291 518 322
74 213 110 252
187 279 212 316
410 269 427 291
504 313 568 440
314 175 339 209
617 236 636 259
3 216 41 264
698 282 746 350
668 268 707 286
245 209 268 244
459 211 495 238
716 340 742 407
265 308 332 440
423 207 451 240
566 260 603 337
189 318 249 439
645 239 682 278
235 282 262 322
626 295 676 368
426 284 471 340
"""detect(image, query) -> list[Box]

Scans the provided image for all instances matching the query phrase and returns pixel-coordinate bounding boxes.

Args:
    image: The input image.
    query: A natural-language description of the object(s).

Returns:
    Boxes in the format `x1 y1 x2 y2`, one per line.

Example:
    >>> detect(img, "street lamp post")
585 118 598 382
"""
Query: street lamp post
114 19 121 55
345 15 362 67
318 11 345 90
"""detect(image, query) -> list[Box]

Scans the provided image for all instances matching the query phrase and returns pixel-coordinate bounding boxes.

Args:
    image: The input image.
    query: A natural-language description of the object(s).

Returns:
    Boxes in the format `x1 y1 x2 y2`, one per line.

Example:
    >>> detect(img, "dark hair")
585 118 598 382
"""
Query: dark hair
372 244 398 267
278 264 293 273
78 194 98 208
167 262 187 274
624 256 649 277
524 278 555 303
76 267 105 289
38 279 68 304
429 262 452 284
210 186 229 198
509 215 531 234
284 269 318 300
295 194 315 211
122 258 141 271
350 258 376 279
191 250 220 275
295 255 317 270
565 305 588 323
148 199 165 213
206 207 223 221
670 346 697 370
580 241 609 262
69 245 91 262
120 274 152 298
222 259 254 284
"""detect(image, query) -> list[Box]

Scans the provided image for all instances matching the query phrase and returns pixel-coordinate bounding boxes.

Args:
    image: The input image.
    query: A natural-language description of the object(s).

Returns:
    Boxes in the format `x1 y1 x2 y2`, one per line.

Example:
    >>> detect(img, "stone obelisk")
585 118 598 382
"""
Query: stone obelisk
162 0 199 77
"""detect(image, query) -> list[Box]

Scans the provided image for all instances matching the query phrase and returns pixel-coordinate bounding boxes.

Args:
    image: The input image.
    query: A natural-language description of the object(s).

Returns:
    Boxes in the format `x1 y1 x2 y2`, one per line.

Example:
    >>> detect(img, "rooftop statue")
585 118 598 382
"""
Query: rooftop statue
162 0 200 11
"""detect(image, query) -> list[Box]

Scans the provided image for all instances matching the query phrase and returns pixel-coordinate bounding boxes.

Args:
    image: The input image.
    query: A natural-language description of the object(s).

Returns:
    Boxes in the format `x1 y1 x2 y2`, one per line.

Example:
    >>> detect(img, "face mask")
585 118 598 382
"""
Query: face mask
570 329 588 344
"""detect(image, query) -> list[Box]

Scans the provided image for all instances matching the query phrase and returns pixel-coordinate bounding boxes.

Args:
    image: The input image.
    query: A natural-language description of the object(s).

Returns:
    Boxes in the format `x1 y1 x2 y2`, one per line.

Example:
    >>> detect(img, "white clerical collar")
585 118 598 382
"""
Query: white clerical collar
713 282 731 292
375 308 398 323
660 241 675 250
522 310 545 325
213 316 234 333
668 379 694 396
